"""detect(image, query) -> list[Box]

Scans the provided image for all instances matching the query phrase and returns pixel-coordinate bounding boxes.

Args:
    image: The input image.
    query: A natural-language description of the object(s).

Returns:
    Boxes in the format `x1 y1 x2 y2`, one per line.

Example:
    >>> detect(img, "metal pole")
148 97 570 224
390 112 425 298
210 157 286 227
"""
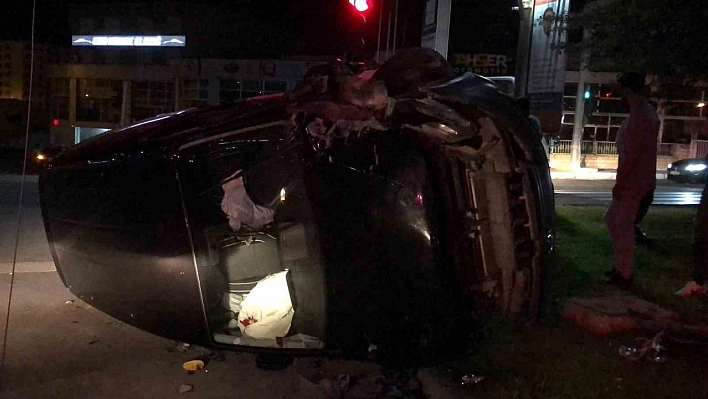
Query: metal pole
385 9 392 60
376 0 383 63
514 4 534 98
571 27 592 173
392 0 399 55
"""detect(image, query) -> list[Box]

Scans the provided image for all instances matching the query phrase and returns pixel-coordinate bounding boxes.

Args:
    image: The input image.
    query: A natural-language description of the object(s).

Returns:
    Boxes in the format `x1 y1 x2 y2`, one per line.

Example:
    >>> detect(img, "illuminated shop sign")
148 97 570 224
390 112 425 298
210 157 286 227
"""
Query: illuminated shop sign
71 36 186 47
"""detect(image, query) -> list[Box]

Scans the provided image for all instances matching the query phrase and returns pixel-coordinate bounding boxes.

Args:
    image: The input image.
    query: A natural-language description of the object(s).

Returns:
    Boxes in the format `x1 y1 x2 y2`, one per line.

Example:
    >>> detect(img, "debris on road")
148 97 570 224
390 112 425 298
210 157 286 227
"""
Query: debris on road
88 338 100 345
176 342 190 352
182 360 205 374
64 300 74 305
178 384 194 394
618 332 668 363
460 373 485 385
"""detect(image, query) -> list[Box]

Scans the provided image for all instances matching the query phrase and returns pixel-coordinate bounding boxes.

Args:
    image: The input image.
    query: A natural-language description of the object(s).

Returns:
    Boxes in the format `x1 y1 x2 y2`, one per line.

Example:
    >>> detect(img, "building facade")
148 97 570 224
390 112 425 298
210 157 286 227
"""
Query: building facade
47 57 325 146
549 71 708 173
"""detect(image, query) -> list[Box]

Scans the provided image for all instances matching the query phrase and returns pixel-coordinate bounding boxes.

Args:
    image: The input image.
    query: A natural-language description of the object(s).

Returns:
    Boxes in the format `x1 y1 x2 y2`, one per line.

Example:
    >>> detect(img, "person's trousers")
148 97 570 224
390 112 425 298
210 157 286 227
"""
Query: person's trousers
694 181 708 285
634 189 655 226
605 191 647 280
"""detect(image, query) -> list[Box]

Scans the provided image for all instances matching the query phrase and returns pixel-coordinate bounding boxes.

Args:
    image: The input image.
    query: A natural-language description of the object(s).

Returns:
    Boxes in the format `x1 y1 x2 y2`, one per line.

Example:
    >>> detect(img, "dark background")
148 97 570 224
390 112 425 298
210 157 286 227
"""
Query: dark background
1 0 426 58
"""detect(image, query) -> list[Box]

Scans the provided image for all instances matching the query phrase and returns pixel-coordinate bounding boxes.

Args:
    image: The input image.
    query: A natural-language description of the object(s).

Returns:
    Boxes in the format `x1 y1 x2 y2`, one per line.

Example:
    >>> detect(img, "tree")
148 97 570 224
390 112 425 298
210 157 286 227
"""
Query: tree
579 0 708 85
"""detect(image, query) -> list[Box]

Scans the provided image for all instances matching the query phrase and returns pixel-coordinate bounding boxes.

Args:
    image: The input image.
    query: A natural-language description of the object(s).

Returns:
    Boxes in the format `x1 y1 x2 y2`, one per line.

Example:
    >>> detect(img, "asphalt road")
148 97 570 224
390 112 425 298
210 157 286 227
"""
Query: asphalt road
0 175 407 399
554 179 704 206
0 174 703 398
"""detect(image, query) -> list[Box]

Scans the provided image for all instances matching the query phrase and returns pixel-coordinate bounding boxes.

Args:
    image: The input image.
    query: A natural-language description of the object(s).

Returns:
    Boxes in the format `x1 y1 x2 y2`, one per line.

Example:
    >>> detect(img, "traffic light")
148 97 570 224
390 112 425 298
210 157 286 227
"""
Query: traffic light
349 0 370 13
583 86 596 117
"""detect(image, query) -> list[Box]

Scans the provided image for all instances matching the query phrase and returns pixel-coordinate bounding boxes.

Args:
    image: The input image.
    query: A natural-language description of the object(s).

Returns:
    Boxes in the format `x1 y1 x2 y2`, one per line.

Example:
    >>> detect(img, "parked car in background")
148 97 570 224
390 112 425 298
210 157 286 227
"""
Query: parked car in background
667 157 708 184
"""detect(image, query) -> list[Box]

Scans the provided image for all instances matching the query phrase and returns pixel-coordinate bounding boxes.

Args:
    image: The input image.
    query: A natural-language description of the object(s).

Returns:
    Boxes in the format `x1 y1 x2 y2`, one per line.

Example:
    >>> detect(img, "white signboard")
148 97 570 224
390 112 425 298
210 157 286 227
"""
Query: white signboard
72 35 186 47
420 0 451 58
527 0 568 110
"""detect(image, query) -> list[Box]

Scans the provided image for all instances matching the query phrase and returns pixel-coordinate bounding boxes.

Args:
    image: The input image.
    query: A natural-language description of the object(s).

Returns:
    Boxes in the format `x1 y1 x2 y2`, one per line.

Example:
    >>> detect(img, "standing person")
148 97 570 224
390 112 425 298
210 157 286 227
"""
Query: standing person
604 72 661 288
634 187 655 245
675 177 708 296
633 100 661 246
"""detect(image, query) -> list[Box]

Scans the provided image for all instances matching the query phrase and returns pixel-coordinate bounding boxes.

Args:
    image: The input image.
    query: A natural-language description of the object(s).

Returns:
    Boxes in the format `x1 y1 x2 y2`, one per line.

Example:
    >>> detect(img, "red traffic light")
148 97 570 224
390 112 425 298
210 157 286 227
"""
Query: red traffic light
349 0 369 12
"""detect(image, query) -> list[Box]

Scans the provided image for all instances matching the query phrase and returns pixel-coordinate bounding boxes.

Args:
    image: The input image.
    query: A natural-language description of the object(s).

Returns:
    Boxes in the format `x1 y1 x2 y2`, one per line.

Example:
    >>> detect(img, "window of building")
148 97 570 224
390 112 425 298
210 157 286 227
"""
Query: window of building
665 101 703 117
557 124 573 140
241 80 262 99
199 79 209 100
264 80 287 94
662 119 688 144
564 82 578 96
597 98 625 113
219 79 241 104
131 80 175 122
180 79 209 109
76 78 122 123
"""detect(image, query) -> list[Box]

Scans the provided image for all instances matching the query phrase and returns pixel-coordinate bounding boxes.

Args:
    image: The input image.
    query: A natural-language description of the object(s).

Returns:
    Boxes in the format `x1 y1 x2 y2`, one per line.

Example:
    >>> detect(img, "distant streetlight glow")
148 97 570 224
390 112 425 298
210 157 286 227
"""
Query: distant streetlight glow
349 0 369 12
697 102 705 108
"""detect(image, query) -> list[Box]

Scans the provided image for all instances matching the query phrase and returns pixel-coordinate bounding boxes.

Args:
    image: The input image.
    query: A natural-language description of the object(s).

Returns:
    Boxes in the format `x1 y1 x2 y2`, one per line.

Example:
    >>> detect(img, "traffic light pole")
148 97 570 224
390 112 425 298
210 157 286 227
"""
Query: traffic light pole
571 27 591 173
376 1 383 63
514 1 534 99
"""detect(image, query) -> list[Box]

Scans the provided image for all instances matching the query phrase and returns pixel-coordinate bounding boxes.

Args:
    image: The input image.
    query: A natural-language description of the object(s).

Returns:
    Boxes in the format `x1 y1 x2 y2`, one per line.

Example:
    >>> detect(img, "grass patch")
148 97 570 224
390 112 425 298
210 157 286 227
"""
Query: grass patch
452 206 708 399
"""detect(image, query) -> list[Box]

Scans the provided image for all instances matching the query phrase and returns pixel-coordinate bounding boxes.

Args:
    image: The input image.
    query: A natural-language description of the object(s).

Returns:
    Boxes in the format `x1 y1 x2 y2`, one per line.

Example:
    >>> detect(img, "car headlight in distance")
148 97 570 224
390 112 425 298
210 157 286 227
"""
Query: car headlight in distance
685 164 707 172
667 163 673 169
36 153 45 160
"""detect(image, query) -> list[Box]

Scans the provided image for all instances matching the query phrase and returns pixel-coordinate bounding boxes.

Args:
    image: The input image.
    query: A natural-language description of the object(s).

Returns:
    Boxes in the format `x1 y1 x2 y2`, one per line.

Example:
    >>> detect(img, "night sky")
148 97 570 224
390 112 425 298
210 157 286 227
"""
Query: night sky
1 0 425 57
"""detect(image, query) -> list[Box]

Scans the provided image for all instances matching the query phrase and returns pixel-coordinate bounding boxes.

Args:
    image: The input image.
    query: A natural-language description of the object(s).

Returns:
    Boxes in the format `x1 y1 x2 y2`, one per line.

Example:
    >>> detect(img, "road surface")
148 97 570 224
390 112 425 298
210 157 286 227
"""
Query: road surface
0 174 702 398
554 179 704 206
0 175 338 398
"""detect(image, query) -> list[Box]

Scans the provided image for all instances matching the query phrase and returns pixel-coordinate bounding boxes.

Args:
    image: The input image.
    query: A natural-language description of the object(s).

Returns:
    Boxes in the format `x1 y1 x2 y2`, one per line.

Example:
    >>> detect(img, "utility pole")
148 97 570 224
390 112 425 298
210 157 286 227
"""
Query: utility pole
571 27 591 173
514 0 534 99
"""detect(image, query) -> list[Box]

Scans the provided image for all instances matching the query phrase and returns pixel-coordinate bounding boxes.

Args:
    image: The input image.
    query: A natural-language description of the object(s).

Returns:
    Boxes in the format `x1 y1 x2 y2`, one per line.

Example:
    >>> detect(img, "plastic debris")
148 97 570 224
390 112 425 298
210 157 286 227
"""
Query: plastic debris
238 270 294 339
177 342 190 352
65 300 74 305
280 333 323 349
221 173 275 231
183 360 205 374
460 374 485 385
618 346 643 361
618 331 668 363
178 384 194 394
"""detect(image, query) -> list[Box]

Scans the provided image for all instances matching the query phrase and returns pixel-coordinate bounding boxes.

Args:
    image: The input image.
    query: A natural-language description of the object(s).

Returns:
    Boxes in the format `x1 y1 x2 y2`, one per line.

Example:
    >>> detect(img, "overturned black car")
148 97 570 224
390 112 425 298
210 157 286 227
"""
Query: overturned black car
39 49 555 364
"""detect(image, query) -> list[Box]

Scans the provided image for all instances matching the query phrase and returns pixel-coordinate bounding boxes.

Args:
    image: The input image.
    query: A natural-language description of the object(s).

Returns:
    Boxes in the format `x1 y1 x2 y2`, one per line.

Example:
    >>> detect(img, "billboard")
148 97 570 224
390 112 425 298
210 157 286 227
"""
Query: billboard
450 53 512 76
445 1 519 78
72 36 186 47
527 0 568 110
421 0 451 58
